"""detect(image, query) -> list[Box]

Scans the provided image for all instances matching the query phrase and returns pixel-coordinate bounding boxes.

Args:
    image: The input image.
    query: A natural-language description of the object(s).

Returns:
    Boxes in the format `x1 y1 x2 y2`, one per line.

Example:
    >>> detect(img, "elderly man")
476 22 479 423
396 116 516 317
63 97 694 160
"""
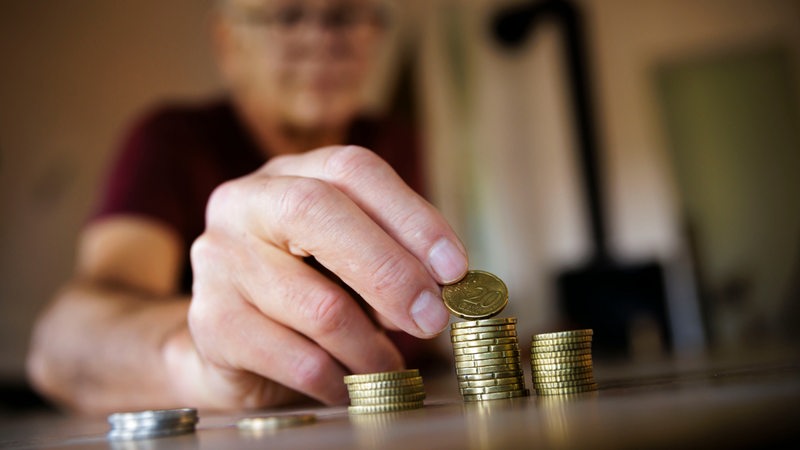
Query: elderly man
27 0 468 413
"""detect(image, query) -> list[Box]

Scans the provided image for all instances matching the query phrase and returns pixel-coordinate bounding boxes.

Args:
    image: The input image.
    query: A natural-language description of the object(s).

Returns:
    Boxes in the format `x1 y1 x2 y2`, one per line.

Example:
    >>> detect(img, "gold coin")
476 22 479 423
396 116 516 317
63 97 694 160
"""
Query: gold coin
532 372 595 383
459 376 524 388
532 366 594 375
452 337 518 349
442 270 508 319
455 357 520 368
532 329 593 341
343 369 419 384
531 336 593 347
455 361 522 371
530 348 592 359
529 341 592 352
531 354 593 365
460 383 526 395
457 370 524 381
532 355 593 367
455 363 522 375
533 379 596 389
236 414 316 431
349 392 426 405
453 343 519 355
533 367 594 381
460 385 525 396
450 324 517 336
462 389 529 402
453 350 520 363
533 364 593 373
536 383 598 395
453 345 492 355
347 386 426 398
451 317 517 329
454 350 520 361
536 369 591 378
531 333 593 342
531 353 592 364
458 377 525 394
347 401 424 415
531 368 594 378
346 377 423 391
532 361 594 371
451 331 517 343
453 344 520 359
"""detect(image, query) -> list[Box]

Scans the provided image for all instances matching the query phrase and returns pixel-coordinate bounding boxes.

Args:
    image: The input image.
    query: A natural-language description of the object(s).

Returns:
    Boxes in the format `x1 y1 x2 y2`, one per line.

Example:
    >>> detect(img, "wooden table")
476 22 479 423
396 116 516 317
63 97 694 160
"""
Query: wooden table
2 352 798 449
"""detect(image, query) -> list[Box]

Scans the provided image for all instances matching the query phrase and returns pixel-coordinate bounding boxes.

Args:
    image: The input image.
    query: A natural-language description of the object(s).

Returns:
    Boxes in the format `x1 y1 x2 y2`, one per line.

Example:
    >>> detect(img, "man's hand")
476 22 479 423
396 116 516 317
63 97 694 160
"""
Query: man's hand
173 146 468 409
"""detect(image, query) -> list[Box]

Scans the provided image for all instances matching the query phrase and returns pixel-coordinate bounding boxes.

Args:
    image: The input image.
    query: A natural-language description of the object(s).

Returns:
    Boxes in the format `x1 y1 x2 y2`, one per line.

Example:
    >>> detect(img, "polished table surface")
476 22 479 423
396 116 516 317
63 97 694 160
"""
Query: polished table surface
2 351 798 449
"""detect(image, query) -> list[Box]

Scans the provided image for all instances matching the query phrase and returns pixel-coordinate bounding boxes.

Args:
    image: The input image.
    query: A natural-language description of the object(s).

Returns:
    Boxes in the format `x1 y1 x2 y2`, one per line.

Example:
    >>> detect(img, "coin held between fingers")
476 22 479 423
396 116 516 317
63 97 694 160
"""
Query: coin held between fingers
442 270 508 320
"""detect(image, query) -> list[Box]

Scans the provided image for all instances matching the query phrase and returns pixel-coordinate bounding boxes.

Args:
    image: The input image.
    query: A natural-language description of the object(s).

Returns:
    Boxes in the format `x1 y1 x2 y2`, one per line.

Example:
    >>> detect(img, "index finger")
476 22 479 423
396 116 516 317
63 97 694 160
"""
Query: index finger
264 146 469 285
242 146 467 337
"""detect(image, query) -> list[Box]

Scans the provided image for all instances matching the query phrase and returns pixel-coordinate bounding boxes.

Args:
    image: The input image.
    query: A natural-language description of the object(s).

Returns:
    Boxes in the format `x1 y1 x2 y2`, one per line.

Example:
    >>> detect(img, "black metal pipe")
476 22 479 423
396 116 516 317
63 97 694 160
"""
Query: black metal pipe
492 0 610 264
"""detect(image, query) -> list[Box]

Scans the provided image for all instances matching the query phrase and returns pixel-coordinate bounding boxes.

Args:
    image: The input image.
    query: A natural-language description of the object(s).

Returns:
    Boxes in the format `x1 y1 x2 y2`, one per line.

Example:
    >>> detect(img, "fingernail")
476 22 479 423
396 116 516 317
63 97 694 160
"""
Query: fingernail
410 290 449 336
428 238 468 284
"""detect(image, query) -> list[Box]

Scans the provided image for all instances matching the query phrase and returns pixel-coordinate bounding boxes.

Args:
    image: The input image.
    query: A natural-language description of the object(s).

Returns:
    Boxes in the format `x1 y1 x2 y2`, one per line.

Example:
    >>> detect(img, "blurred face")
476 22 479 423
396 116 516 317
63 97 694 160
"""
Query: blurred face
216 0 386 131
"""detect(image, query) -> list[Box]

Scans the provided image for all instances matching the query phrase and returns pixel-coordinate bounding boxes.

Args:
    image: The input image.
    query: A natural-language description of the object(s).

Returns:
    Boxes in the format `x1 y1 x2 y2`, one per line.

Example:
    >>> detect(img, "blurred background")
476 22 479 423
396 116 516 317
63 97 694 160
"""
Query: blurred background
1 0 799 405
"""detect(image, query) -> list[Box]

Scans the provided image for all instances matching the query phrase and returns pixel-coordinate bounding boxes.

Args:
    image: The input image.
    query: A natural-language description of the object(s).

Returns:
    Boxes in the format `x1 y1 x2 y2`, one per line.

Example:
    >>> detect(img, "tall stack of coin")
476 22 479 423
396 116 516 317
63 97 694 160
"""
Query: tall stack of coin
451 317 530 401
107 408 198 440
530 329 598 395
344 369 426 414
442 270 528 402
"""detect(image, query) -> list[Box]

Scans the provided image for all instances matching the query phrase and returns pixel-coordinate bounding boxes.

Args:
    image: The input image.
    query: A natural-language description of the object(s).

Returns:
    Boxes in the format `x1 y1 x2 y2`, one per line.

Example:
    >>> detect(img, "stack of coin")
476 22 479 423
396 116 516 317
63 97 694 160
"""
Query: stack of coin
451 317 530 402
344 369 426 414
107 408 198 440
530 329 598 395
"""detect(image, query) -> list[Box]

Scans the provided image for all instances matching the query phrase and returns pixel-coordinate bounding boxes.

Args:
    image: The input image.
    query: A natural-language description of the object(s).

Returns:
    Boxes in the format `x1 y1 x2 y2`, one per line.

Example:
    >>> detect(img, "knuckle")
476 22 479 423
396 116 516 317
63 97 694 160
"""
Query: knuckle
187 294 214 335
304 288 351 337
275 177 334 225
205 179 240 221
291 352 329 392
188 234 234 333
323 145 386 182
391 208 431 238
368 252 414 297
189 233 223 275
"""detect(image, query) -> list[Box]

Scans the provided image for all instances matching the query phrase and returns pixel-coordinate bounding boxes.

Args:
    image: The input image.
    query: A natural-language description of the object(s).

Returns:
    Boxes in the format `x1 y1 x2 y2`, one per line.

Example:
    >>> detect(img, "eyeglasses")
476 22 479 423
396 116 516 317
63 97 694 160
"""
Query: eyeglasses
225 2 388 35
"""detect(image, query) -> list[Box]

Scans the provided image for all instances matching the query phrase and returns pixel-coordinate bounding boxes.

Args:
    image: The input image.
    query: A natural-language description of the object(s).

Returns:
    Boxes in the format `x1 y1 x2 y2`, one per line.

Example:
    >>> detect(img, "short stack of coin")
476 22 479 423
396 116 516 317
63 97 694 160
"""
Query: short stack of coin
344 369 426 414
451 317 530 402
107 408 198 440
530 329 598 395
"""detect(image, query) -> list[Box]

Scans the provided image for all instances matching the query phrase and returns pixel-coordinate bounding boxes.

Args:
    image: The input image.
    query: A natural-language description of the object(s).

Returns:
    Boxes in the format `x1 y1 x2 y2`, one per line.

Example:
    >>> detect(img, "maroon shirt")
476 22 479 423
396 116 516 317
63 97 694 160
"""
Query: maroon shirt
92 98 430 364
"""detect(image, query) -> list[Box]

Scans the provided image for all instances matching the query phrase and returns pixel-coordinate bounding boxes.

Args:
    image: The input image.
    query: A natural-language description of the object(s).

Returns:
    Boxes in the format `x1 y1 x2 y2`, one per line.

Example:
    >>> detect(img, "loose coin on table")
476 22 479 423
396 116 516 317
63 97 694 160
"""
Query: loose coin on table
107 408 198 440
